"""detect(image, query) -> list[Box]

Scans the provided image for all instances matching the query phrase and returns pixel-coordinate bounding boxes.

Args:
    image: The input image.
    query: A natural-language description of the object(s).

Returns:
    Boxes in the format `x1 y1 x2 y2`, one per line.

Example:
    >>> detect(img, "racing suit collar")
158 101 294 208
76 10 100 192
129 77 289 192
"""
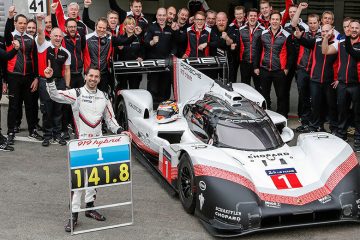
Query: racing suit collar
84 84 97 94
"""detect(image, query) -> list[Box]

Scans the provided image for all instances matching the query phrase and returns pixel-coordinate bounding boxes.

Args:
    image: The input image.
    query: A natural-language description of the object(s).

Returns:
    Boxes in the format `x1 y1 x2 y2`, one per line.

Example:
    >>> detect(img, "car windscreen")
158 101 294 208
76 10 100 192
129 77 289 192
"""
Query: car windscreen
215 117 284 151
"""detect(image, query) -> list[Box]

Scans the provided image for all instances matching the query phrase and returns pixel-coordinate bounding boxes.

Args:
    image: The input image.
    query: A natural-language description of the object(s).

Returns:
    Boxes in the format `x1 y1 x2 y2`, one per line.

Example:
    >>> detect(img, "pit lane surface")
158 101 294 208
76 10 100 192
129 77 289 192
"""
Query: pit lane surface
1 106 360 240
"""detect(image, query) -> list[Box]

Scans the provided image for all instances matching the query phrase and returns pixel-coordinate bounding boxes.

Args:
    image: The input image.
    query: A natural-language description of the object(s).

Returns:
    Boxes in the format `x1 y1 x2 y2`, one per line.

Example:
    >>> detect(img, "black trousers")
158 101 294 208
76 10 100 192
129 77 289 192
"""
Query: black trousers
240 62 261 92
39 78 65 140
7 73 37 134
229 52 239 83
62 73 85 132
296 68 311 125
260 69 287 117
309 81 338 131
284 64 296 117
147 72 171 105
336 83 360 140
16 85 40 127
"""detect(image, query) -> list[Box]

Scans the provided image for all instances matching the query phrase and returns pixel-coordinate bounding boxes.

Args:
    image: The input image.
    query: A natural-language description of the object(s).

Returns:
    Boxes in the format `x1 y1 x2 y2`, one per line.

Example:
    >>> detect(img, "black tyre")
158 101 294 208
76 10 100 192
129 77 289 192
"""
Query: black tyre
178 153 196 214
116 98 128 131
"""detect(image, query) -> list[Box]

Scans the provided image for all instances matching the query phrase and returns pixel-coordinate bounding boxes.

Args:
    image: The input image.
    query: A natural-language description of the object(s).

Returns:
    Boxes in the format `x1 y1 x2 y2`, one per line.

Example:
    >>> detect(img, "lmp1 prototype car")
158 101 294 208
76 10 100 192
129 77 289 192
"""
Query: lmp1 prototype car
113 56 360 237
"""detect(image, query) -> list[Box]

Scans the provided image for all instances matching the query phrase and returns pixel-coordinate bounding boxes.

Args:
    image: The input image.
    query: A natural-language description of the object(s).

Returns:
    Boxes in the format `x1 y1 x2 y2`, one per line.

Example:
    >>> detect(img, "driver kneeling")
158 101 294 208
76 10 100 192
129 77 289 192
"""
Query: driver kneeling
45 63 124 232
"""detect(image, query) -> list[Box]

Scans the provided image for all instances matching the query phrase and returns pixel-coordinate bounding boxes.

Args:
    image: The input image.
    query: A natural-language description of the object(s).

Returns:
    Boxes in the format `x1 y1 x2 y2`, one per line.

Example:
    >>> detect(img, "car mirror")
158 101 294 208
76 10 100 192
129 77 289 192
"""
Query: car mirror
280 126 294 143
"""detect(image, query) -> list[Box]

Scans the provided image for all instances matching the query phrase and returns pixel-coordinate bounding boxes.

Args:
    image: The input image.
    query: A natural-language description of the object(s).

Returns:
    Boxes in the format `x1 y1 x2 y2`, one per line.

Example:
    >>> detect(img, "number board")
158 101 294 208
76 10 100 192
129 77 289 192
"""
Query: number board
28 0 46 14
68 135 131 190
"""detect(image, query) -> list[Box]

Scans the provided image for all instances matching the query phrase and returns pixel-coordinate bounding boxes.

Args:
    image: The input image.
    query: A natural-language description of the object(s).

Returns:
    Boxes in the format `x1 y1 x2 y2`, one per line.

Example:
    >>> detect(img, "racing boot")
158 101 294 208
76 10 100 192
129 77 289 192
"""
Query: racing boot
64 213 78 232
85 202 106 221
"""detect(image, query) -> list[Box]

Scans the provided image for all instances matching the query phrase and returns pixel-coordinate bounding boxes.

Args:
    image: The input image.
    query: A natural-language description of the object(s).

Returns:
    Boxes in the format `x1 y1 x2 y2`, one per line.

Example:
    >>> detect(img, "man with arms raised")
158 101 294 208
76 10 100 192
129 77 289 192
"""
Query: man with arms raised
44 64 123 232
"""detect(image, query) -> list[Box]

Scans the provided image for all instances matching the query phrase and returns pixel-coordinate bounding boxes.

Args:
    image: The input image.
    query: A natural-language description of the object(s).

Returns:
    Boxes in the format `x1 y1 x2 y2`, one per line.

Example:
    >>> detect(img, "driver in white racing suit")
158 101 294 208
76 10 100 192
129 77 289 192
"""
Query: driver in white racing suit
44 62 123 232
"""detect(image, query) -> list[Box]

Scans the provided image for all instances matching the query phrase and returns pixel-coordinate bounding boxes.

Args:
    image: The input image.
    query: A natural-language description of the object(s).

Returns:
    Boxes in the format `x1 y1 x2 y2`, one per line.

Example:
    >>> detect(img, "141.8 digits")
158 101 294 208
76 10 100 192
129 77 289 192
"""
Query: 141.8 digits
71 162 131 189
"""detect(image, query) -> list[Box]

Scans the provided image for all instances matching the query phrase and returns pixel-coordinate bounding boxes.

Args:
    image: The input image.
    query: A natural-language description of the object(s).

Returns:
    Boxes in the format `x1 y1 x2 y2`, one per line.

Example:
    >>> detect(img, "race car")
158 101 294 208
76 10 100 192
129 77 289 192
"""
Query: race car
113 56 360 237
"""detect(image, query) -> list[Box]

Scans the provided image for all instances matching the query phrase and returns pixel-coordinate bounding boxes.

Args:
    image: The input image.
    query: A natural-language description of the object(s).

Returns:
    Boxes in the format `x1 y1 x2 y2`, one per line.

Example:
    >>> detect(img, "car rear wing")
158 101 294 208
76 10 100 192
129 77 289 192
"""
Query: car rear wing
112 56 228 75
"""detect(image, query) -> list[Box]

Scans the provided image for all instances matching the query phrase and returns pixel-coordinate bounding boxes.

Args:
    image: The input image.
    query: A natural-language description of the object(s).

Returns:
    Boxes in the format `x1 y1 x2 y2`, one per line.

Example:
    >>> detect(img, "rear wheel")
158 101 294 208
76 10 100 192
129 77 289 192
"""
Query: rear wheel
178 153 196 214
116 98 128 131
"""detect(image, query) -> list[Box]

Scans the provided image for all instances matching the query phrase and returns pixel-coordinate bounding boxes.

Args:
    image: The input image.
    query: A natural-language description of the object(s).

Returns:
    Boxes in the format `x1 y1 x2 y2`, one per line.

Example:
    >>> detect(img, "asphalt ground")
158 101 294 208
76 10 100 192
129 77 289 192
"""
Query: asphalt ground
0 79 360 240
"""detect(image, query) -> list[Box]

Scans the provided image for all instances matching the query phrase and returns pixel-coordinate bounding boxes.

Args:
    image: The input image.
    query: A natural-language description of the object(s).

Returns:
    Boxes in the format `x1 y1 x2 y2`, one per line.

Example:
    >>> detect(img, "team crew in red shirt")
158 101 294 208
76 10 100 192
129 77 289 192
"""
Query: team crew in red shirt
322 20 360 150
294 24 339 133
36 14 71 147
5 6 42 145
290 3 321 132
183 11 218 58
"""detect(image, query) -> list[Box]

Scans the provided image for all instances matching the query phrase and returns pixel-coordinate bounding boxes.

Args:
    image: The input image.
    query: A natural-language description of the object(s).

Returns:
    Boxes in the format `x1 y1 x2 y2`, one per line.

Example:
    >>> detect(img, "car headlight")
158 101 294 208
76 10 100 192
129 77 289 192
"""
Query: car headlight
339 192 360 219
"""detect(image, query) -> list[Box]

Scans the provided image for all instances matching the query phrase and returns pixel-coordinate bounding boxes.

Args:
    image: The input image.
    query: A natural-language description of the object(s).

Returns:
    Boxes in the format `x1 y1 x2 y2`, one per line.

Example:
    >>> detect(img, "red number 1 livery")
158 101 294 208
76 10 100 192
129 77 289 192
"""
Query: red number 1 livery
266 168 303 190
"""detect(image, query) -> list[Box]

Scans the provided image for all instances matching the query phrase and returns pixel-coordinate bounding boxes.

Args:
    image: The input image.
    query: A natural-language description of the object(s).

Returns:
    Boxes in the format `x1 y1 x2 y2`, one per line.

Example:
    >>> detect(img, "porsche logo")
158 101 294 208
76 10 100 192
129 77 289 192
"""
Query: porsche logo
297 199 303 204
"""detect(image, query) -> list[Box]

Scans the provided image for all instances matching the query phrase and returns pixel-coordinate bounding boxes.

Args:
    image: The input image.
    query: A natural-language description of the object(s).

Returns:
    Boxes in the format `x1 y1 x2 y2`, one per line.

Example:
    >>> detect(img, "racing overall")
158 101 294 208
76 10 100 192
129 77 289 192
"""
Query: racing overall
46 81 122 211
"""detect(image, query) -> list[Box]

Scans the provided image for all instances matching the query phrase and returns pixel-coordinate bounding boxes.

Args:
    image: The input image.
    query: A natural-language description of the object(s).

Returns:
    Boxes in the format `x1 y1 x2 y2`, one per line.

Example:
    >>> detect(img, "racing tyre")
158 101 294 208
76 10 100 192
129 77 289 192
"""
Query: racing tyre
178 153 196 214
116 98 128 131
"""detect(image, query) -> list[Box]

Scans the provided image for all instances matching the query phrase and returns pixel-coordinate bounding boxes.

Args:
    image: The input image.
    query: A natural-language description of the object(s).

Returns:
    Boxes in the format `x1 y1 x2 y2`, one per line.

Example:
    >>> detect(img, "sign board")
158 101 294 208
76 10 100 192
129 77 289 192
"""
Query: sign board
28 0 47 14
68 134 133 235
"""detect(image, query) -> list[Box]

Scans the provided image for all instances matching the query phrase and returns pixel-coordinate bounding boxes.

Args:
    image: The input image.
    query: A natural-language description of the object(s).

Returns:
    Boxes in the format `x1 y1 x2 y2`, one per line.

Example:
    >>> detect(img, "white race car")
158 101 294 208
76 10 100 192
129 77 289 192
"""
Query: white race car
113 56 360 237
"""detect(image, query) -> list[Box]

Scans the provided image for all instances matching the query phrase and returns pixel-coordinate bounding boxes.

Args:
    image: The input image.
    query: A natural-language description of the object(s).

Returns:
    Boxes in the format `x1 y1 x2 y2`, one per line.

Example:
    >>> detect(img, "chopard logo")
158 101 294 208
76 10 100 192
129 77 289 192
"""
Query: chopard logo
248 152 290 159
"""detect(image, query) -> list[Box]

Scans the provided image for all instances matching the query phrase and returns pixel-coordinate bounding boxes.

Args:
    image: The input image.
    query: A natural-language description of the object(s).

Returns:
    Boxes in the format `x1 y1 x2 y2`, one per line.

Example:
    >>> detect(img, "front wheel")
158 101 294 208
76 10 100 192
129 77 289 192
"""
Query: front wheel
116 98 128 131
178 153 196 214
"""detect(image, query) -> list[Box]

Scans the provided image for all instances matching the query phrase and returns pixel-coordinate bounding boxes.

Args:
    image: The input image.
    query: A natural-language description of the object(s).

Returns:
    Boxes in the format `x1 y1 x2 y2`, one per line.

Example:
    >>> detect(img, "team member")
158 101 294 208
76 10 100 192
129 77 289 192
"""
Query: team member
227 6 246 83
118 17 144 90
83 18 113 94
26 19 37 36
51 9 87 139
173 8 190 58
291 2 320 132
345 31 360 60
337 17 352 40
294 24 338 133
205 9 217 28
50 3 86 89
282 4 307 118
44 64 123 232
5 6 43 145
183 11 218 58
36 14 71 146
0 40 21 151
254 11 294 118
44 15 53 40
210 12 233 79
15 19 40 133
321 10 340 39
235 8 264 91
144 8 177 104
109 0 148 34
166 6 177 25
258 0 292 29
322 20 360 150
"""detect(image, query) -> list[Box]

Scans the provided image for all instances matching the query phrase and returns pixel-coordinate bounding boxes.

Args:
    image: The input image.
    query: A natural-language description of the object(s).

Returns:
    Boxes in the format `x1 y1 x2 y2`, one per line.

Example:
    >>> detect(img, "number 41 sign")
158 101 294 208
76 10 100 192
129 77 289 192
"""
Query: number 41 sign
28 0 46 14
